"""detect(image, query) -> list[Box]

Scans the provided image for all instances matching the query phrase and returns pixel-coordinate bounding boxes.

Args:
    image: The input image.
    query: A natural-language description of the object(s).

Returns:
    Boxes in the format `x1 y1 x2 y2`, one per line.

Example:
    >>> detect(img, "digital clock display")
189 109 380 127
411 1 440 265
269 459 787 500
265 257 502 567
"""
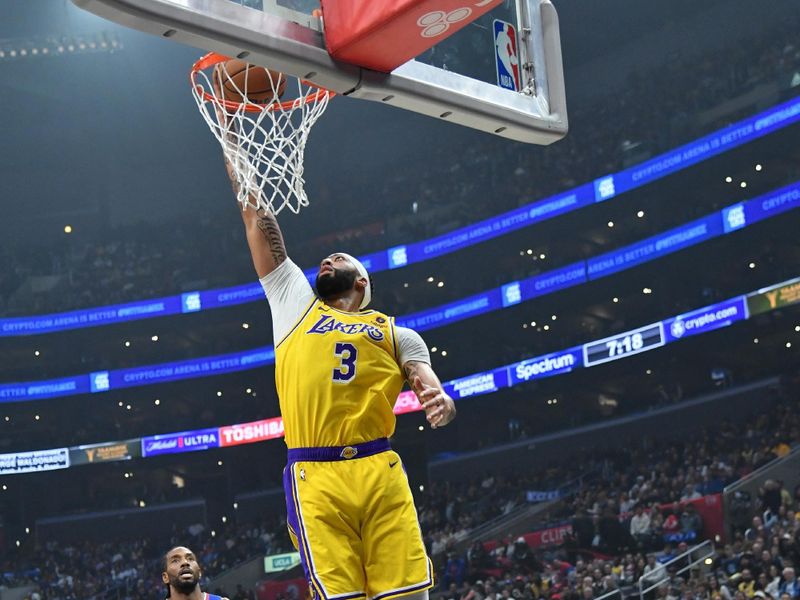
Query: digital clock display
582 323 665 367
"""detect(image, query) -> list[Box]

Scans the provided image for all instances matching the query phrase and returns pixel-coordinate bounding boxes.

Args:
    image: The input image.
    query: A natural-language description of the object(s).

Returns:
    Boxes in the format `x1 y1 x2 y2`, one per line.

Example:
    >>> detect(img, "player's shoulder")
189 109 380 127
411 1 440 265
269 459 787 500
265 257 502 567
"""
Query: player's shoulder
260 257 308 287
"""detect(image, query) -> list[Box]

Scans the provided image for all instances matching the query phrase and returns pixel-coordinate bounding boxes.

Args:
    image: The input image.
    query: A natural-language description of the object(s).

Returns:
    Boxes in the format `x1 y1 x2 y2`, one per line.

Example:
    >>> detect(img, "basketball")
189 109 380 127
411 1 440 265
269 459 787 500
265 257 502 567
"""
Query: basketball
217 59 287 105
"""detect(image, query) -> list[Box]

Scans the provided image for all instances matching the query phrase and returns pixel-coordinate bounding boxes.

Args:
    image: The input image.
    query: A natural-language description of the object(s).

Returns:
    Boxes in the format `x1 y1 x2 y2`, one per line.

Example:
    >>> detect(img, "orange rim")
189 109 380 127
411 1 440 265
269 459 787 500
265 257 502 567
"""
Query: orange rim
190 52 334 113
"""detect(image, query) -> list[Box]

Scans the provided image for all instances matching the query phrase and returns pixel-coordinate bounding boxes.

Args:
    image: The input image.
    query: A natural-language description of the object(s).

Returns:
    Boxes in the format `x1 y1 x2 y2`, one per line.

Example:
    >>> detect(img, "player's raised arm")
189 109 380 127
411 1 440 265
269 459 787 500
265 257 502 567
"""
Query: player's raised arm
212 67 288 279
224 155 288 279
403 359 456 429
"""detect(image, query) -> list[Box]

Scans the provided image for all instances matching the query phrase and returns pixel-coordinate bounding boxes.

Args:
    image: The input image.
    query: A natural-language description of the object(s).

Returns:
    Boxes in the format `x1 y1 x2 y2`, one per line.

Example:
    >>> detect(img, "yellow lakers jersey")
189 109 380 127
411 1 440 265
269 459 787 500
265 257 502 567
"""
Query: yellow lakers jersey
275 299 405 448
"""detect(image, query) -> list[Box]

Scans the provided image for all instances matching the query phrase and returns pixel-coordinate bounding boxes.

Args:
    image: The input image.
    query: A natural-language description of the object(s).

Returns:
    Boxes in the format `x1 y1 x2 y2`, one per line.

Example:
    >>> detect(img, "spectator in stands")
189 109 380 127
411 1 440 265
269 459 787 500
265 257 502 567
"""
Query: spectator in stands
659 544 677 564
443 552 467 587
620 492 636 515
762 481 784 523
763 566 782 600
708 574 733 600
780 568 800 599
680 504 703 539
644 554 667 584
631 504 653 548
738 569 757 598
746 517 766 541
572 509 595 549
681 485 702 502
511 537 539 574
720 545 741 577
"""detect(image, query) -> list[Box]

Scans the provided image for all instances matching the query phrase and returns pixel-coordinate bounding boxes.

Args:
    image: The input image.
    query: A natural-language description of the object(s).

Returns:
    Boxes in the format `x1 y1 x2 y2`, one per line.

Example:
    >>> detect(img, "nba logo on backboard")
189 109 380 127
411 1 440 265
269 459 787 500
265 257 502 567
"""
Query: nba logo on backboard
493 20 520 91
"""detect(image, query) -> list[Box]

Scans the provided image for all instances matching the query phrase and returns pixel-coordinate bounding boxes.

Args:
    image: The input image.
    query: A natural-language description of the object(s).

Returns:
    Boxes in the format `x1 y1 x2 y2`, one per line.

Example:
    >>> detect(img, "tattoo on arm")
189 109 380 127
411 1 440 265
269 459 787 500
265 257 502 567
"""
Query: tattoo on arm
403 360 423 385
255 209 287 266
224 157 240 194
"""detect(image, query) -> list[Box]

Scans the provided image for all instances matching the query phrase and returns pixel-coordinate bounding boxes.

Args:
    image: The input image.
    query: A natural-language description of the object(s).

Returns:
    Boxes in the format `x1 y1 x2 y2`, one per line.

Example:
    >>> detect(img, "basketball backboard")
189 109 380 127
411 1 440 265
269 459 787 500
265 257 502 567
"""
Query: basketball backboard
72 0 567 145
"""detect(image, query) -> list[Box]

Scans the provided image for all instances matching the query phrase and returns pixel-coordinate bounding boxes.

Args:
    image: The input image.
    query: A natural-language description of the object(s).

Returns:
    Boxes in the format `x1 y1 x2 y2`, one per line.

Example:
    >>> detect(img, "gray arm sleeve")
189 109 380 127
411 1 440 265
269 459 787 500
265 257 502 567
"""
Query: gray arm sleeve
396 326 431 366
259 259 316 345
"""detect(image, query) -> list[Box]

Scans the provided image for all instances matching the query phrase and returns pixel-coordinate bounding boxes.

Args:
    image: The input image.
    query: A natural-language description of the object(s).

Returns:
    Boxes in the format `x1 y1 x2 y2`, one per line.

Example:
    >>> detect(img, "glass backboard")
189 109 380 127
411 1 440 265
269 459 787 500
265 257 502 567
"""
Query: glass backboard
71 0 567 144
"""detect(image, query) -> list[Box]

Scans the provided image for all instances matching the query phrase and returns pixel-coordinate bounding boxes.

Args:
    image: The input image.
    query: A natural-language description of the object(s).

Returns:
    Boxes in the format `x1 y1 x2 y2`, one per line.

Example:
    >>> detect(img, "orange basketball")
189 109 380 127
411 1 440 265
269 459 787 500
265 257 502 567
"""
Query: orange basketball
217 59 287 106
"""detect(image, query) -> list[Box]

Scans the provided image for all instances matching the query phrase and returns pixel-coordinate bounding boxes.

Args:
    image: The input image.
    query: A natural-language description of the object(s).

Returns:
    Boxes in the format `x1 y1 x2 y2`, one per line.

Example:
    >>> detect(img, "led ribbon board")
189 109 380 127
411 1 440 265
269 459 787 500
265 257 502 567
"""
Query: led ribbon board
1 181 798 402
2 96 799 336
5 274 798 468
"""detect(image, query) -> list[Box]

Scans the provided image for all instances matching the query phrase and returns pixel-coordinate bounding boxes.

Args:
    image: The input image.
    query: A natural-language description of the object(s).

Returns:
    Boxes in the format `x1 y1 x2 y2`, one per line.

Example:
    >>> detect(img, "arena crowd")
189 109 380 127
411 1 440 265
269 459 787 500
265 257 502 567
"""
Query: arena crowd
3 378 798 599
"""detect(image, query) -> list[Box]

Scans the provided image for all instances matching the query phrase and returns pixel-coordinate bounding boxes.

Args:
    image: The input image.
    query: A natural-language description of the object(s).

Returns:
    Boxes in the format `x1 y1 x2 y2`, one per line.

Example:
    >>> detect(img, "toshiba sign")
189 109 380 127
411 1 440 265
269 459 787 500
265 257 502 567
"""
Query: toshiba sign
220 417 285 447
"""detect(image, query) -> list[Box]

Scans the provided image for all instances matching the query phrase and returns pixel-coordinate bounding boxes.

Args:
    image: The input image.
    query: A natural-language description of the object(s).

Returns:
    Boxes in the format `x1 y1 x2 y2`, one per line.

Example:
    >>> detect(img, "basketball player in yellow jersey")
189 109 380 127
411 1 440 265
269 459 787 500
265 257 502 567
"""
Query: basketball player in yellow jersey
226 157 456 600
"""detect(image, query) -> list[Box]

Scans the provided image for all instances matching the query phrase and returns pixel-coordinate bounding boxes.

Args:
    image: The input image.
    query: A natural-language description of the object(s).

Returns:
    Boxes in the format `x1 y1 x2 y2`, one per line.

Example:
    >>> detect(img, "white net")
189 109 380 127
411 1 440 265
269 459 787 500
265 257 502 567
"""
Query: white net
191 53 332 215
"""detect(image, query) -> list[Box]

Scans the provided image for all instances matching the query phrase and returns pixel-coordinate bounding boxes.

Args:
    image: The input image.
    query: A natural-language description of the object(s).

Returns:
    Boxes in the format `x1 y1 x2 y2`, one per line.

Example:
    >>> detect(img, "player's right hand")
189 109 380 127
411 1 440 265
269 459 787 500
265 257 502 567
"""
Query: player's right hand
413 376 456 429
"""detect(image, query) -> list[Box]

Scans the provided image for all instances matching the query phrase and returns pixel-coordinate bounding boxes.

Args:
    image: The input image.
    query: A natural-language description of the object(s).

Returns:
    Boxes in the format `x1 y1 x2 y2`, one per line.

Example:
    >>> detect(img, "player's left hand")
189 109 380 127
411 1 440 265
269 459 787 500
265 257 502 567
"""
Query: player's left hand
413 376 456 429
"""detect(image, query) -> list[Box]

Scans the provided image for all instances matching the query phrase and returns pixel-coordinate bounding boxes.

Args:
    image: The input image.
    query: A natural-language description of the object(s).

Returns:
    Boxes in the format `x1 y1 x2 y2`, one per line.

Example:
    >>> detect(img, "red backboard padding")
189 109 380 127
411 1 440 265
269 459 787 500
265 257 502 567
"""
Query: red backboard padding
320 0 503 73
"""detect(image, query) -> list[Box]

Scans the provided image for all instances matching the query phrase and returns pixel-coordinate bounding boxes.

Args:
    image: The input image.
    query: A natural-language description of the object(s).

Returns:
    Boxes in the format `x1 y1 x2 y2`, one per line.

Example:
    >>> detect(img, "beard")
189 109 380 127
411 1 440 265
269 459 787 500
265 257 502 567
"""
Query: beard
315 268 356 299
170 573 199 594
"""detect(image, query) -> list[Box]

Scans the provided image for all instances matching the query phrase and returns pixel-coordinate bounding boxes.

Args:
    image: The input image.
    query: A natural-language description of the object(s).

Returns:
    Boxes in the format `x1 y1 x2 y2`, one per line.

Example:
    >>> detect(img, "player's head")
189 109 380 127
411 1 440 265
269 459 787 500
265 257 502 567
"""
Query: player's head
316 253 372 309
162 545 202 597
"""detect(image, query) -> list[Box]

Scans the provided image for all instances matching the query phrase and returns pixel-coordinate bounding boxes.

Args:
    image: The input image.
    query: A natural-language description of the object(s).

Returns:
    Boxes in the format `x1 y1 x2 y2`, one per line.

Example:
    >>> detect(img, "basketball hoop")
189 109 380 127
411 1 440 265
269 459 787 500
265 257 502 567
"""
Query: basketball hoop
190 52 333 215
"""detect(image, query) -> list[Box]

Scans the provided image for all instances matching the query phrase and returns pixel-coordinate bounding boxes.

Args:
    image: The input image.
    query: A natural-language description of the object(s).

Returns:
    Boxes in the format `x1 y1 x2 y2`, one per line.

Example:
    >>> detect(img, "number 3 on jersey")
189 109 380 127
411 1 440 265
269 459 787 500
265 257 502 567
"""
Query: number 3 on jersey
332 342 358 383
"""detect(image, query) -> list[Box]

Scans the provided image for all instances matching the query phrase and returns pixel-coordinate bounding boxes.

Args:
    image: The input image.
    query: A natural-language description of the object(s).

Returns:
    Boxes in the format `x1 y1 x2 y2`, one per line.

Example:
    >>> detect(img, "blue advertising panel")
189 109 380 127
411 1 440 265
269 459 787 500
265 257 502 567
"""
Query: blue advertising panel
501 281 523 307
3 98 800 337
0 346 278 402
387 245 409 269
106 347 276 392
3 276 798 473
587 215 721 280
0 295 181 336
396 290 502 331
614 95 800 195
2 185 798 403
141 427 220 457
0 376 88 403
1 192 795 403
722 203 747 233
664 296 748 343
410 187 593 263
594 175 617 202
508 347 583 385
443 366 511 400
742 181 800 226
526 262 587 297
200 282 264 310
